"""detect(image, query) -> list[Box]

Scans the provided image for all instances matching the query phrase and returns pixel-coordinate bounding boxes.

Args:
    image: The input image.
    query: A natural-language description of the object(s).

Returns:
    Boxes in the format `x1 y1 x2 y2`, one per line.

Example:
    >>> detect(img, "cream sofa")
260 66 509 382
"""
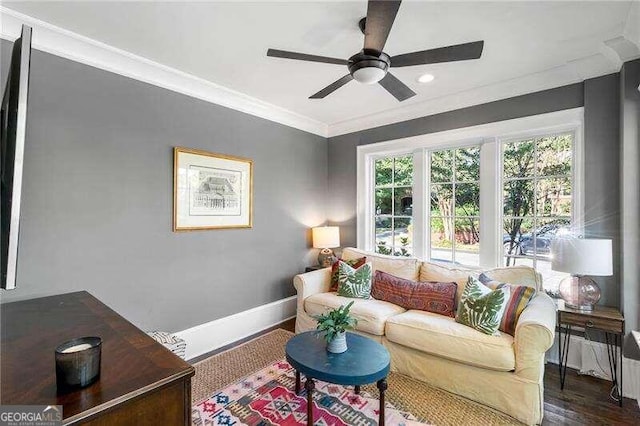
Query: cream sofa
293 247 556 425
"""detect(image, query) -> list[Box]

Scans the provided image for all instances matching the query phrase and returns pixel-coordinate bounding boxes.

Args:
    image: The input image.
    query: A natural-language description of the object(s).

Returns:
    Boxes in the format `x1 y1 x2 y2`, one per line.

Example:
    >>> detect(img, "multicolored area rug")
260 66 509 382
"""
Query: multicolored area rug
192 359 425 425
192 329 521 425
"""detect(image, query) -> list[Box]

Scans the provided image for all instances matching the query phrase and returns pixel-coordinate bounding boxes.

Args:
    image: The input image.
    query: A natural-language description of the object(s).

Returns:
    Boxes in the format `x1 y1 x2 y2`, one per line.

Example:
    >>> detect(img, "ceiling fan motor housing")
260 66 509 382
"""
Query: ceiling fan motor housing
348 51 390 84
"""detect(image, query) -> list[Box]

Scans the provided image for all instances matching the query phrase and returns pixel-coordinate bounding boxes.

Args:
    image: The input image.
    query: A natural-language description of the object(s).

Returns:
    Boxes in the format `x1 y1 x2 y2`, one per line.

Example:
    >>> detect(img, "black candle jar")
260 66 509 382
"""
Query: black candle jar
55 336 102 391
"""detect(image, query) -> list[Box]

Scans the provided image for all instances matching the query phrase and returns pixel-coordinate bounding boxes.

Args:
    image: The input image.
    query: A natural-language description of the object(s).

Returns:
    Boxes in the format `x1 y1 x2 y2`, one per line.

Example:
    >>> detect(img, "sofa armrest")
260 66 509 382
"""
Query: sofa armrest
514 292 557 382
293 268 332 317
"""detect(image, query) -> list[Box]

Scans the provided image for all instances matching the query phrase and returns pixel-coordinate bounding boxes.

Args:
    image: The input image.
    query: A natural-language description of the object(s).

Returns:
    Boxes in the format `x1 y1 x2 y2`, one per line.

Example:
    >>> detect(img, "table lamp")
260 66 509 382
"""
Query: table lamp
312 226 340 267
551 237 612 311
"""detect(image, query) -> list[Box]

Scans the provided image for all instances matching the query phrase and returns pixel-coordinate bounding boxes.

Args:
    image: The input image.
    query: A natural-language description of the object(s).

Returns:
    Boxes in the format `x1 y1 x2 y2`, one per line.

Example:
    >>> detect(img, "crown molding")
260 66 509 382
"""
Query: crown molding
0 7 329 137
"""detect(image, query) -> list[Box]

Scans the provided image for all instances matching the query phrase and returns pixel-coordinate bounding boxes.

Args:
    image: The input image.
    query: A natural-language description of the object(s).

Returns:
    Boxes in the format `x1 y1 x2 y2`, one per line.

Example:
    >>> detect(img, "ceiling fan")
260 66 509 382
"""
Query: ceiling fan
267 0 484 102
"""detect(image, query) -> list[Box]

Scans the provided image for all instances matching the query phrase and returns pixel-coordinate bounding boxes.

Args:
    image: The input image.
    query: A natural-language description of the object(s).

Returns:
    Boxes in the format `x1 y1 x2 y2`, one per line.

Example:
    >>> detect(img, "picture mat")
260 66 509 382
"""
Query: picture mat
175 149 252 229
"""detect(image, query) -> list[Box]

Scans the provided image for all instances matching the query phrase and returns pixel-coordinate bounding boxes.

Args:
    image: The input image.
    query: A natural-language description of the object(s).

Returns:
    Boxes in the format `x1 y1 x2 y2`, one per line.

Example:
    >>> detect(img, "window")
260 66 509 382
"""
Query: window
502 133 574 292
358 108 583 293
374 155 413 256
429 147 481 265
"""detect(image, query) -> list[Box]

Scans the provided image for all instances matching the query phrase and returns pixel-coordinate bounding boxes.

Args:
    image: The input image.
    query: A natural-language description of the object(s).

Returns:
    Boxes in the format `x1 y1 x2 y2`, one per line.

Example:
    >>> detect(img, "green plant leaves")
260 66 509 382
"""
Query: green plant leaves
314 302 358 342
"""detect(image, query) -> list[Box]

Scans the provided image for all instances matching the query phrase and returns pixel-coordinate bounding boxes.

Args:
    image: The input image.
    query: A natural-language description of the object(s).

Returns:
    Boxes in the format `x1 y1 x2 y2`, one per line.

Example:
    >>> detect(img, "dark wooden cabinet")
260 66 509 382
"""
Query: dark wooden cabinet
1 291 194 424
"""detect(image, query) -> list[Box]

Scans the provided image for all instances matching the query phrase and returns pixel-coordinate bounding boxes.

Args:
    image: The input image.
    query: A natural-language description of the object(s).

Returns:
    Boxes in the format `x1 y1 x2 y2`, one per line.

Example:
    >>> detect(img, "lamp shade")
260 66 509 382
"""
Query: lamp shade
551 237 613 276
312 226 340 249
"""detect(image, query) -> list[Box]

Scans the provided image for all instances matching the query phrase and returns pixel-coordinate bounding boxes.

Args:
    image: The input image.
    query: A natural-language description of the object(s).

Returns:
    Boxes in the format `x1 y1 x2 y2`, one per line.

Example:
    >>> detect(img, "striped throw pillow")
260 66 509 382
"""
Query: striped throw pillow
479 273 536 336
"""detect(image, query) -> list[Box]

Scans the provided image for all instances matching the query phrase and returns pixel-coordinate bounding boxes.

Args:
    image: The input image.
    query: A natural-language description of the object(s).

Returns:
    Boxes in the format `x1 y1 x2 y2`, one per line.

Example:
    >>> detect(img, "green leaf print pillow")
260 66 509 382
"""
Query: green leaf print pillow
455 276 510 335
337 261 373 299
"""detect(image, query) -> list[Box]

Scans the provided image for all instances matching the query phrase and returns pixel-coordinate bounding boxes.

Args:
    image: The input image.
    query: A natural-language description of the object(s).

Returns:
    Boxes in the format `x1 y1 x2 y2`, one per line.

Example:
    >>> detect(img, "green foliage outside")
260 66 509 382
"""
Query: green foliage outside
372 134 572 263
375 155 414 256
503 134 572 265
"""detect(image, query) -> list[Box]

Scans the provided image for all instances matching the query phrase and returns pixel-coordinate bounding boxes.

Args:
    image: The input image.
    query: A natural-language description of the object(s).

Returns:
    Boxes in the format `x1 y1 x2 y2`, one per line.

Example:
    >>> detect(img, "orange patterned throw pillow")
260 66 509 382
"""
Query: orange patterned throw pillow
371 270 457 317
329 257 367 291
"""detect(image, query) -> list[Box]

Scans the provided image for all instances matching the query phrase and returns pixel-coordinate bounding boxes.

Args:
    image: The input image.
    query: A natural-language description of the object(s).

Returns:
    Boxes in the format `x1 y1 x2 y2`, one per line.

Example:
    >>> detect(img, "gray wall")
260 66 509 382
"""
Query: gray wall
328 78 623 308
0 40 328 333
584 74 620 310
620 59 640 334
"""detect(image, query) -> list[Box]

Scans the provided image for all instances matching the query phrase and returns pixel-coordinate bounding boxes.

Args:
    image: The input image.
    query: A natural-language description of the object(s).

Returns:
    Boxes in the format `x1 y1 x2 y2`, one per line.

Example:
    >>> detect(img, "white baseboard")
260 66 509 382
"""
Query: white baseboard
546 333 640 401
175 296 296 361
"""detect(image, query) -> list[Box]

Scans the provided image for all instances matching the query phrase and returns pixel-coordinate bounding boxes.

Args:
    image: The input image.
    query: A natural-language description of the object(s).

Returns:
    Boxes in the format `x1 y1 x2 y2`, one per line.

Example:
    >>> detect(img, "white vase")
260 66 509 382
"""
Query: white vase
327 332 348 353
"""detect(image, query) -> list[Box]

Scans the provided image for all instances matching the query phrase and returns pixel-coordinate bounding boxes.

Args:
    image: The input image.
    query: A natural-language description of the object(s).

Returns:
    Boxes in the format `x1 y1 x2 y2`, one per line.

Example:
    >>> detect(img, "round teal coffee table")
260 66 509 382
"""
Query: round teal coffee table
285 331 391 426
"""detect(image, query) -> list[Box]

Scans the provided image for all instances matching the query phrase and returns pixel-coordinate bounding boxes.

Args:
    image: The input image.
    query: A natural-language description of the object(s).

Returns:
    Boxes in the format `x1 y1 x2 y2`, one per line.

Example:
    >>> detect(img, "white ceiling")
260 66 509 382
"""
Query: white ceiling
3 1 639 136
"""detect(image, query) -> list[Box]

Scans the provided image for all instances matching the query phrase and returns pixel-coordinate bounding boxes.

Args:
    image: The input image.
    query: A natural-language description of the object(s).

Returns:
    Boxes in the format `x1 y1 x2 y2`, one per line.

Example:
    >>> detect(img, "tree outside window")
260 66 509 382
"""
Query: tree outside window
374 155 413 256
502 133 573 293
429 147 481 266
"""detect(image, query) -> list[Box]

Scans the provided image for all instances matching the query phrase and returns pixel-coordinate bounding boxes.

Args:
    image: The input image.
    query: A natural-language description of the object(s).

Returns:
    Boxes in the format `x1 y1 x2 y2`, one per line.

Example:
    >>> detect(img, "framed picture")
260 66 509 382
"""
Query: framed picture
173 147 253 231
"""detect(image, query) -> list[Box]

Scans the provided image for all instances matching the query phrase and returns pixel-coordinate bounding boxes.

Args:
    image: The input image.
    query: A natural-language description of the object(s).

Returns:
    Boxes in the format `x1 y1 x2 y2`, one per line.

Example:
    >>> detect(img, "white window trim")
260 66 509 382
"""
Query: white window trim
357 107 584 268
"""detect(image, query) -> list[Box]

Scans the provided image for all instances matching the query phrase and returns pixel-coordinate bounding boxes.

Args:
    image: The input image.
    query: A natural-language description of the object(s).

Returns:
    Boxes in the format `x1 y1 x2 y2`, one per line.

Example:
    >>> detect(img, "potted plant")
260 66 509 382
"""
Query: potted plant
314 302 358 353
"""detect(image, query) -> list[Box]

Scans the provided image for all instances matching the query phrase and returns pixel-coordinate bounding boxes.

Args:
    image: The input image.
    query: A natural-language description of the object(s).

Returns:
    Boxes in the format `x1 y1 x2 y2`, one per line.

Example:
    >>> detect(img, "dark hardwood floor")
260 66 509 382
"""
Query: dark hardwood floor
190 319 640 425
543 367 639 425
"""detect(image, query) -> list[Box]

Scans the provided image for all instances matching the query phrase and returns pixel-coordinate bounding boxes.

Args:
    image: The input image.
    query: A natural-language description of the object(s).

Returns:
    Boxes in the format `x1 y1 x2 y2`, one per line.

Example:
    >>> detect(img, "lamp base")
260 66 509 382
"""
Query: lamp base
317 248 336 268
558 275 601 311
564 302 595 311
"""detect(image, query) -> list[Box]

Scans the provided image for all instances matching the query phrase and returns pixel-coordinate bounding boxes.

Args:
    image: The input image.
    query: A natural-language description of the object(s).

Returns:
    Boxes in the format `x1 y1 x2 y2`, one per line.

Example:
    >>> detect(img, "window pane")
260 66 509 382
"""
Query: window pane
394 156 413 186
536 258 567 294
503 218 534 256
537 134 572 177
503 180 534 217
531 217 572 257
503 255 534 268
375 216 393 255
375 158 393 186
455 217 480 266
536 178 572 217
431 184 453 216
375 188 392 215
456 183 480 216
394 217 412 256
455 147 480 182
394 187 413 216
431 150 453 182
431 217 453 263
503 140 535 179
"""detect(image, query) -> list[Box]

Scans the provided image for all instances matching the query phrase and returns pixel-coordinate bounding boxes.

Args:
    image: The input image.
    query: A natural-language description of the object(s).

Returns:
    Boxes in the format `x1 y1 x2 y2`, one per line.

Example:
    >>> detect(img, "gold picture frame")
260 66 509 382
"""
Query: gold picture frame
173 147 253 231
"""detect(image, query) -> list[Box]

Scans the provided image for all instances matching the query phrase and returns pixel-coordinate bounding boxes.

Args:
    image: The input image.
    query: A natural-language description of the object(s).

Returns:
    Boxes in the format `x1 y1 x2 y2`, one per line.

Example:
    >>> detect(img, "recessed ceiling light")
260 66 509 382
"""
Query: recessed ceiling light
417 73 435 83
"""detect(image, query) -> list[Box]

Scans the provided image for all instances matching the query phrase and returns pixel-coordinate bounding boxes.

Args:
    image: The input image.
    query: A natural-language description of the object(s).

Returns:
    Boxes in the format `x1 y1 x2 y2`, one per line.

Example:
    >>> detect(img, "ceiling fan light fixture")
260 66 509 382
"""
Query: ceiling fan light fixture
353 66 387 84
418 73 435 83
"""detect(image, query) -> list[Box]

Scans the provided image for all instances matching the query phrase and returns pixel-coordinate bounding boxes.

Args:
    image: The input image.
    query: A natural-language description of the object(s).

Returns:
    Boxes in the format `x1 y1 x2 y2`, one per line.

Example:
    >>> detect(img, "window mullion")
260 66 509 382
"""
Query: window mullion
480 139 499 267
412 149 426 259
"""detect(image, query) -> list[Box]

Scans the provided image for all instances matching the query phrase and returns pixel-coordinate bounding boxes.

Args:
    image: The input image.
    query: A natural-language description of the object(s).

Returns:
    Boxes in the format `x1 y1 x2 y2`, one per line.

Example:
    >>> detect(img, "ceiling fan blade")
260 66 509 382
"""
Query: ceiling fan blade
309 75 354 99
391 40 484 67
267 49 348 65
379 72 416 102
363 0 402 53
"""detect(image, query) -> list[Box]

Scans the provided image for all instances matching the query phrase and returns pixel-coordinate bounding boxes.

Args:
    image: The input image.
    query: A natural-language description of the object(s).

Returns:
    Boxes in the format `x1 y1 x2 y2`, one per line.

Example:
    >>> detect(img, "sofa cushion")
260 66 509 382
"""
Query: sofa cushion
480 266 541 291
305 292 406 336
418 262 476 304
419 262 540 304
372 270 457 317
342 247 420 281
386 310 515 371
